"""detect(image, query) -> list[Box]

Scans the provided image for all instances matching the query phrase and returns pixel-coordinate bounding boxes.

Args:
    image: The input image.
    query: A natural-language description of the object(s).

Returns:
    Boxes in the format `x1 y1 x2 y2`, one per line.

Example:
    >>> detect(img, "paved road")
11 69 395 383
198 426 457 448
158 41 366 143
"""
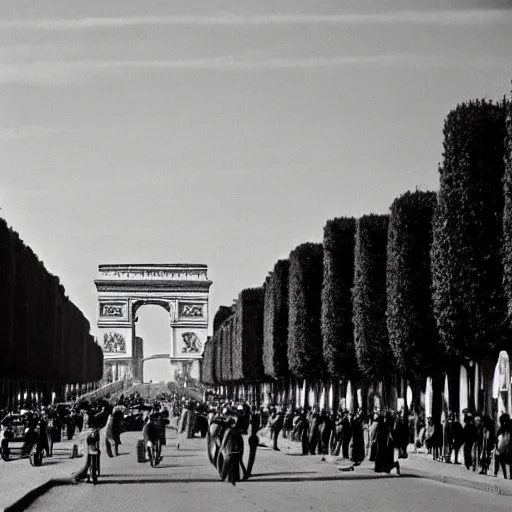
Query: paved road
26 430 511 512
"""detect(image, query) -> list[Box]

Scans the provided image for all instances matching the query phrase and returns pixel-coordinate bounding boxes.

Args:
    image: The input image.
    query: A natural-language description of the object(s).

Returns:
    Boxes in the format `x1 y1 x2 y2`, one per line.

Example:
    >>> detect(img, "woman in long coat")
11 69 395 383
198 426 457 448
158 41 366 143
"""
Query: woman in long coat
349 410 365 465
374 412 400 474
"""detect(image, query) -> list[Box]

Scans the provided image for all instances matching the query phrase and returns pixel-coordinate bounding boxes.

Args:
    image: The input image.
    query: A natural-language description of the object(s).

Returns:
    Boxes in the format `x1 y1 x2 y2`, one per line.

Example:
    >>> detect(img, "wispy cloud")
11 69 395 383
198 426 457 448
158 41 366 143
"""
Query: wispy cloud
0 125 60 139
0 54 412 86
1 9 510 31
1 52 509 87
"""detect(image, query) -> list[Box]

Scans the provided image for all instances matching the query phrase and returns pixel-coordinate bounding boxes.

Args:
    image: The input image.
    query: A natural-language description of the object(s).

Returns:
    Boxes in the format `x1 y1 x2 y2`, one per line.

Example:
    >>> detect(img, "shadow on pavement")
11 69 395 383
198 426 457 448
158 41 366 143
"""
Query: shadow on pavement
250 472 316 477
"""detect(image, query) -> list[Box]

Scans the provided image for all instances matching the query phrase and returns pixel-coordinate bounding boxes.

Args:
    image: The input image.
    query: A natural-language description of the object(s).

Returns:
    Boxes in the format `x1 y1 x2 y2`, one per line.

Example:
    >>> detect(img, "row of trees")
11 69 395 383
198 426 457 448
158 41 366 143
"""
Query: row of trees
0 216 103 406
201 97 512 416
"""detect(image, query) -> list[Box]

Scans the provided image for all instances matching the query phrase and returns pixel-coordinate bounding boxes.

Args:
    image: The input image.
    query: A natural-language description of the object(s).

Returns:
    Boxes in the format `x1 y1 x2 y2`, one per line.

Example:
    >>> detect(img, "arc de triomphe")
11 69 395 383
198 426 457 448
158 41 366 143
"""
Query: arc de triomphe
94 264 212 384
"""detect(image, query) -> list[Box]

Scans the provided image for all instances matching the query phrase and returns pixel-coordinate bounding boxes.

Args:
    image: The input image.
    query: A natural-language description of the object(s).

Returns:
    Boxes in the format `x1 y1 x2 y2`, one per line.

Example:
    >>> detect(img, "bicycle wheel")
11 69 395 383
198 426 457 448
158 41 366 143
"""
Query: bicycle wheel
1 445 9 461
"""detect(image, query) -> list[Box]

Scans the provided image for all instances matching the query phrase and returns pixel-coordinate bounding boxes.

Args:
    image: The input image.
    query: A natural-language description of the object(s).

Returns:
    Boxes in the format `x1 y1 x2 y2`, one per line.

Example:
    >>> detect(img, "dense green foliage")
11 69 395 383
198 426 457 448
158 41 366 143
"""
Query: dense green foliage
0 217 102 383
387 191 443 378
287 243 325 379
431 100 507 361
353 214 393 379
262 260 290 379
232 288 265 382
321 218 358 380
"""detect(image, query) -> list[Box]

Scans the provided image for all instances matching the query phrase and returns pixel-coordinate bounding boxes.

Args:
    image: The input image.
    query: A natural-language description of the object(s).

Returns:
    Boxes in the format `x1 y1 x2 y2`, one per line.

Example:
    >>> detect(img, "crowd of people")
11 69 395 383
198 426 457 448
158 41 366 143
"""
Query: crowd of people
255 404 512 478
3 390 511 484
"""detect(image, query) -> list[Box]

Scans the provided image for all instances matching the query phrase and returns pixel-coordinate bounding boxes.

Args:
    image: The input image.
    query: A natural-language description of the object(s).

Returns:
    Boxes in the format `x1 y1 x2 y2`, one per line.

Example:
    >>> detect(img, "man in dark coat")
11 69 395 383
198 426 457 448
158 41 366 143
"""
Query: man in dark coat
393 410 409 460
308 408 320 455
317 409 333 456
448 412 464 465
300 408 310 455
463 412 477 470
349 410 365 464
112 405 124 447
341 410 352 459
270 407 284 451
478 415 494 475
374 412 400 474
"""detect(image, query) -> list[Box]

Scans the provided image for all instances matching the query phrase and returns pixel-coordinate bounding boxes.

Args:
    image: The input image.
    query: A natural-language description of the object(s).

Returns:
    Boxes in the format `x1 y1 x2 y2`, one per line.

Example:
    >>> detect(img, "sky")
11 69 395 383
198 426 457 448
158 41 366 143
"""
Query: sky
1 0 512 346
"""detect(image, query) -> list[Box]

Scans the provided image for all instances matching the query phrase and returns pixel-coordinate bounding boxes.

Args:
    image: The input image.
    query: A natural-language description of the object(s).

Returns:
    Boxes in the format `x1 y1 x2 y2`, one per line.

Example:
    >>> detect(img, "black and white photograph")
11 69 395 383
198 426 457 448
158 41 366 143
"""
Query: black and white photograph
1 1 512 511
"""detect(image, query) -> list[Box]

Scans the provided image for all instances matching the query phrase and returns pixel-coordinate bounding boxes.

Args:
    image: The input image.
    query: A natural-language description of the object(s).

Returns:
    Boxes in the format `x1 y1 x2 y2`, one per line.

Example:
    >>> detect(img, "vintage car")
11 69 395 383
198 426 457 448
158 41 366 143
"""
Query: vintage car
1 414 27 441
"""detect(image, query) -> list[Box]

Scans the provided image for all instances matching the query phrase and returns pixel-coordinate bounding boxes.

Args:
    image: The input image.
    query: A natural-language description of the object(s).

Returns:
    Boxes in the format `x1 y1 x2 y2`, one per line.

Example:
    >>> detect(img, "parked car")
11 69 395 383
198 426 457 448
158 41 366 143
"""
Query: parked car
1 414 26 441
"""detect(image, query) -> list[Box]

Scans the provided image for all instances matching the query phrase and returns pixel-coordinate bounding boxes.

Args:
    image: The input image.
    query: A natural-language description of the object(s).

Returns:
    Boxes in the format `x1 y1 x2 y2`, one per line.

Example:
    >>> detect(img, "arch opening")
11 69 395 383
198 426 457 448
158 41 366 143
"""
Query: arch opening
135 304 171 383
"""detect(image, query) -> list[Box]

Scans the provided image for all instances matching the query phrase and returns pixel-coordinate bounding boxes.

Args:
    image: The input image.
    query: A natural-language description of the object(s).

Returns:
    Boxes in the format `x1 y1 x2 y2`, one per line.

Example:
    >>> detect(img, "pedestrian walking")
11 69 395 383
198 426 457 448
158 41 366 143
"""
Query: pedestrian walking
463 412 477 470
349 409 365 465
270 407 284 451
374 412 400 475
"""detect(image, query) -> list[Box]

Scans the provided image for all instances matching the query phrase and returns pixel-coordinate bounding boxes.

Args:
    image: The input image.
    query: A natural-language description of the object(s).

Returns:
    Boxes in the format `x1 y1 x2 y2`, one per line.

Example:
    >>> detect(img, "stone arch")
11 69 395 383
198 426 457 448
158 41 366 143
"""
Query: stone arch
95 264 212 384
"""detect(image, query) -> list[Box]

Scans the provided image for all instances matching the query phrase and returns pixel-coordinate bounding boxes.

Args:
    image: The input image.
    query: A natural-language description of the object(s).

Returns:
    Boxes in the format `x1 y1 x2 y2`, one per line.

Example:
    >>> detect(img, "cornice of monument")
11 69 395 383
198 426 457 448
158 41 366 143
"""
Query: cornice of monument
95 280 213 292
95 263 211 289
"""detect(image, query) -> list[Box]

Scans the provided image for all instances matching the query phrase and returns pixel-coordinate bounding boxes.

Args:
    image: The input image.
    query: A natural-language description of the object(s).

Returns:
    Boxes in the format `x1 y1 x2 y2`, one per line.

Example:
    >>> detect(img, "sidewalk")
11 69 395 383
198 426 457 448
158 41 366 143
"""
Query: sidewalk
258 428 512 497
0 429 91 512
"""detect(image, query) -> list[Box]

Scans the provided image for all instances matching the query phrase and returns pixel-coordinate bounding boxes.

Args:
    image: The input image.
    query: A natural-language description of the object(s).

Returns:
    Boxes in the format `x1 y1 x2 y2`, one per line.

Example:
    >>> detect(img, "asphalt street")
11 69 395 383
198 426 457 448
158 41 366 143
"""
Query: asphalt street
26 429 511 512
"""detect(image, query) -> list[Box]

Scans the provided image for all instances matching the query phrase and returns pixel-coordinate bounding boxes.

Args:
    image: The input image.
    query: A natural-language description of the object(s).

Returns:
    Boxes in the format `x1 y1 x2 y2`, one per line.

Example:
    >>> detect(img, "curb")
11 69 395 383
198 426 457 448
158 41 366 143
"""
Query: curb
403 468 512 497
258 435 512 496
3 478 75 512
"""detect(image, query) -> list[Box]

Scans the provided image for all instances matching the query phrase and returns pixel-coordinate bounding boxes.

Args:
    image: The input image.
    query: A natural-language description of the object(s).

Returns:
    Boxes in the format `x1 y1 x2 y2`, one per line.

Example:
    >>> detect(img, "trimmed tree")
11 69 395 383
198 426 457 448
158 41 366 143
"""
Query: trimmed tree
232 288 265 384
201 337 216 386
353 215 393 382
321 217 358 382
263 260 290 379
387 191 442 379
214 330 223 387
503 98 512 351
0 218 15 378
287 243 325 402
213 306 234 334
432 100 507 363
